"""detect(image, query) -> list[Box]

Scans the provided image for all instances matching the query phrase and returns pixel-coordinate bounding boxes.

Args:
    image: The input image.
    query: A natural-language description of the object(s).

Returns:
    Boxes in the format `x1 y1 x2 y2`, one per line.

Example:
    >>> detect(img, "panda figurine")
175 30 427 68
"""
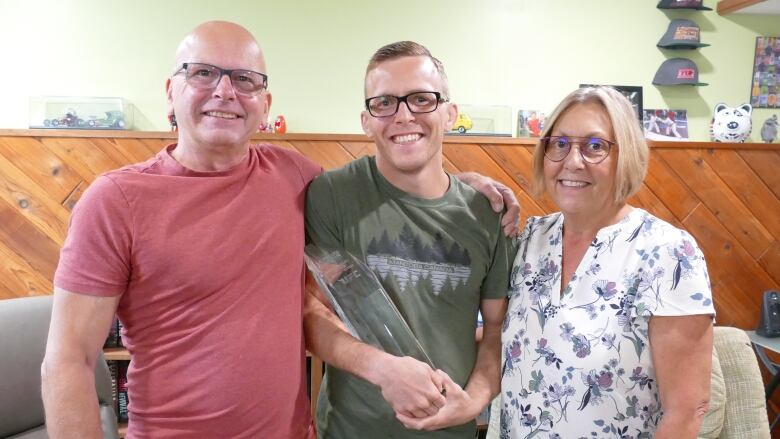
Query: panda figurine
710 103 752 143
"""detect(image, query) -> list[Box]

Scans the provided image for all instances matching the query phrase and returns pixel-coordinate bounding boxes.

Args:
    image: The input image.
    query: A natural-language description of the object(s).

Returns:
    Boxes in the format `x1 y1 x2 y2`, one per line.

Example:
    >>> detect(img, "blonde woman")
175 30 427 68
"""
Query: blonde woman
496 87 714 438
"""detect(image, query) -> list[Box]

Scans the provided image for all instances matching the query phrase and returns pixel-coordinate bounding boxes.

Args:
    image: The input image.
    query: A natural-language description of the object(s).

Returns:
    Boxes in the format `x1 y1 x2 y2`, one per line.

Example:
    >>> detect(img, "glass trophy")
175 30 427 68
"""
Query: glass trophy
304 244 435 369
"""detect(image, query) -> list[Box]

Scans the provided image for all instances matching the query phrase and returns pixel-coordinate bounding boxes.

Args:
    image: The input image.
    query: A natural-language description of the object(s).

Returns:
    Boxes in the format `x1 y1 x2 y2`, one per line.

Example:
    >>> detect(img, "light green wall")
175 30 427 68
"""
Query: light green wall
1 0 777 140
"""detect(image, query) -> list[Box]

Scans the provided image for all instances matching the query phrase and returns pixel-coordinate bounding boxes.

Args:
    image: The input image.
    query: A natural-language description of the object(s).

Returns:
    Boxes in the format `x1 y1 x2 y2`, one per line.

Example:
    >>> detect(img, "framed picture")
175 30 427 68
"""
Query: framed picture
750 37 779 109
643 109 689 141
516 110 546 137
580 84 643 122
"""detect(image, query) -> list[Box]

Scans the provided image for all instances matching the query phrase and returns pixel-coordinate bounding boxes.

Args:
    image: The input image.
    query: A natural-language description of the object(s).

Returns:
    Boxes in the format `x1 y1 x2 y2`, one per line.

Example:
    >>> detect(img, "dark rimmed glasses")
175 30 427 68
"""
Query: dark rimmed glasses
174 62 268 96
365 91 448 117
541 136 615 164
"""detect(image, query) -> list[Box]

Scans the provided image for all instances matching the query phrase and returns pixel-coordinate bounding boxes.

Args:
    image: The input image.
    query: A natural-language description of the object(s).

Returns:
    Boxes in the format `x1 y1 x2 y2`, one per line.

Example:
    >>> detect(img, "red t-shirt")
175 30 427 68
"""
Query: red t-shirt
55 144 321 438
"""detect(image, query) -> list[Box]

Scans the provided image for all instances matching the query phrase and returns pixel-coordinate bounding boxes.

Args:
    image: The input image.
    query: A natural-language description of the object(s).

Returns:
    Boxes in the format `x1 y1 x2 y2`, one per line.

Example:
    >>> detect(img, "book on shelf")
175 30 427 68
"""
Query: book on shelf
117 361 129 423
103 316 124 348
108 360 119 416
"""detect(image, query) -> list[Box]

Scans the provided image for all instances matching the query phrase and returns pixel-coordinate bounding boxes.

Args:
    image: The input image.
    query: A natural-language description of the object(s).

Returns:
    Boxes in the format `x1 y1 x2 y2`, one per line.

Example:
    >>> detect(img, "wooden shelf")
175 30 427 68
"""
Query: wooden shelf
717 0 780 14
103 347 130 361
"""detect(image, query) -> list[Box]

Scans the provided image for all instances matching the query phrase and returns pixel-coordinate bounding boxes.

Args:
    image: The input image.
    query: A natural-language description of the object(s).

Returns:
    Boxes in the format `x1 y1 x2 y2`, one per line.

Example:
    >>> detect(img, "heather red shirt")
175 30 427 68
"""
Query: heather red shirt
55 144 321 439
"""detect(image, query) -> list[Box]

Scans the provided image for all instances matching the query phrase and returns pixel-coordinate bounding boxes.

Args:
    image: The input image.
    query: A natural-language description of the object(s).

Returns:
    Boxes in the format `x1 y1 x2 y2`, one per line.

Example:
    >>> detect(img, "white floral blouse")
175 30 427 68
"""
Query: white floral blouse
499 208 715 439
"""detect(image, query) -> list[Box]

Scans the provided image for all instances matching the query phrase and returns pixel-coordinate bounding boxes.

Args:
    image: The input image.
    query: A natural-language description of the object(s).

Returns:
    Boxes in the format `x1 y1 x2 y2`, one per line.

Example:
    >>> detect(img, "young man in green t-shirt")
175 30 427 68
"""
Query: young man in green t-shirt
304 41 515 438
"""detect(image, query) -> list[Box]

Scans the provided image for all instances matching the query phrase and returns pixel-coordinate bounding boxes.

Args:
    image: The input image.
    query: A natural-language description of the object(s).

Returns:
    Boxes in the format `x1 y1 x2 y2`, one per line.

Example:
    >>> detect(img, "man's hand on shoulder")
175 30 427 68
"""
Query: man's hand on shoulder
456 172 520 237
371 355 446 419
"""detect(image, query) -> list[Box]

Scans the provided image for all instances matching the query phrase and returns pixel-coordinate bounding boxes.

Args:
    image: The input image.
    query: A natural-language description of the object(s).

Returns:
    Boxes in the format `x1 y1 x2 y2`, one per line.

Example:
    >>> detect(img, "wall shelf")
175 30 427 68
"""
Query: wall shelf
717 0 780 15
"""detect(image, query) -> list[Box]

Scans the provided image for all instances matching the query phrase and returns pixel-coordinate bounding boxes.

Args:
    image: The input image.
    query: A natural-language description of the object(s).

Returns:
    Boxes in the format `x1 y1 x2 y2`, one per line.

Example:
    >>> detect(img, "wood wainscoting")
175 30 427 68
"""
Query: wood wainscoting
0 129 778 332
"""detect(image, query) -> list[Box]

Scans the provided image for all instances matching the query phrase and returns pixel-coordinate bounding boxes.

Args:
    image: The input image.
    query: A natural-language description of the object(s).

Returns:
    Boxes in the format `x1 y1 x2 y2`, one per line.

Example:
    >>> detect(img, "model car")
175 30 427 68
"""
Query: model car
452 112 473 134
43 108 85 128
93 110 126 129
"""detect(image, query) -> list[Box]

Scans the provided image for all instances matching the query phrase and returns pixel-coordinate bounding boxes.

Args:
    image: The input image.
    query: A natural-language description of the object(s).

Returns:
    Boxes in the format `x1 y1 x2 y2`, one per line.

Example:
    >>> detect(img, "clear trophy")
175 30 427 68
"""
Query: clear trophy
304 244 435 369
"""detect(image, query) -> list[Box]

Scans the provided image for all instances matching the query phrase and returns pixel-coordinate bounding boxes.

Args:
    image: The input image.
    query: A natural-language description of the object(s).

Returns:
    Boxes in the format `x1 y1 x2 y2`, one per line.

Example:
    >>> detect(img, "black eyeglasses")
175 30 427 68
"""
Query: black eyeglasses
174 62 268 96
365 92 448 118
541 136 615 164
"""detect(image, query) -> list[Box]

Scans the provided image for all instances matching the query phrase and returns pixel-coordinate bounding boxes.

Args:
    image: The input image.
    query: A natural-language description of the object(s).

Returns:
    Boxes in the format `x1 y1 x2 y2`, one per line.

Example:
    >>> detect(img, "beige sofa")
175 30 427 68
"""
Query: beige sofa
0 295 118 439
487 326 770 439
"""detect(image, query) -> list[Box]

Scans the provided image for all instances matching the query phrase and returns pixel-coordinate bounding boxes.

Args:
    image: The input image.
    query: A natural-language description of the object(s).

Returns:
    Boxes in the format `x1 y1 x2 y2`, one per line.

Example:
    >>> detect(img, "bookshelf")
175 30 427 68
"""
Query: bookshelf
103 346 129 438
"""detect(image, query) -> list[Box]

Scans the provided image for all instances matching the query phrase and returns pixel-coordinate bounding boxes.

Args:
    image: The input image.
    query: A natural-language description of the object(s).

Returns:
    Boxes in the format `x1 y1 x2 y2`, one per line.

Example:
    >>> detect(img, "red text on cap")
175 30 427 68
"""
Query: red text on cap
677 68 695 79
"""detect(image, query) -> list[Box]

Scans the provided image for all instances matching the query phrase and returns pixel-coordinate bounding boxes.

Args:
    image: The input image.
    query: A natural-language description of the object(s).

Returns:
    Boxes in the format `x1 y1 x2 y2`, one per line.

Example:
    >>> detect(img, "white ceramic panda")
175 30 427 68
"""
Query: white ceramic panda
710 103 752 142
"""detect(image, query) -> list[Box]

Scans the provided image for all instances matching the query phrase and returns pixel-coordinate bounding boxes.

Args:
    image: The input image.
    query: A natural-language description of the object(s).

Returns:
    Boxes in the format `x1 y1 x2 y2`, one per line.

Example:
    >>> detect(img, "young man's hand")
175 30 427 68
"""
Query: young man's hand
373 355 446 418
395 370 483 430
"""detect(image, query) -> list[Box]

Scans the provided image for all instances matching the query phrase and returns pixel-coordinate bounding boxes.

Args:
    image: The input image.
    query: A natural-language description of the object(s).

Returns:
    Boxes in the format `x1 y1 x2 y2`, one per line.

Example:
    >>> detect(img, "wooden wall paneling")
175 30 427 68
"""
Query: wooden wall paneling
682 204 778 325
627 184 682 228
443 143 546 220
659 149 774 260
110 138 161 163
337 140 465 174
480 144 558 213
62 181 87 211
0 131 777 337
0 244 52 298
709 277 764 328
288 140 358 170
643 154 700 222
0 196 61 282
758 241 780 286
139 139 171 156
441 155 460 175
339 142 377 159
264 140 297 151
39 138 123 184
0 152 70 244
87 138 146 167
737 150 780 200
695 148 780 241
86 138 136 167
0 137 82 203
113 139 163 163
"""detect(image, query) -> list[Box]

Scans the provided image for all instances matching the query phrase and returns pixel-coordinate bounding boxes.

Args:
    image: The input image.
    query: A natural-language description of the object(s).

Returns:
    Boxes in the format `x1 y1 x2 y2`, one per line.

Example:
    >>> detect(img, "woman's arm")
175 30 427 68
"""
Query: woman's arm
649 314 713 439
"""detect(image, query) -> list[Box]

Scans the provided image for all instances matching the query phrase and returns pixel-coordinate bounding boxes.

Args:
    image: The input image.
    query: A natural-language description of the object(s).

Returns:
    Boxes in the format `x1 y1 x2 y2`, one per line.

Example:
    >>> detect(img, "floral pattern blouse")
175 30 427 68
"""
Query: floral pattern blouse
499 208 714 439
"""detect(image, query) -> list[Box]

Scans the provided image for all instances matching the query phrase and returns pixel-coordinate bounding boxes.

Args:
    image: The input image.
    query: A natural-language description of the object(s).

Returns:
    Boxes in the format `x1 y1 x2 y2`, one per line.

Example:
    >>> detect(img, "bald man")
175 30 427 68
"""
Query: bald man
41 21 517 439
42 21 319 439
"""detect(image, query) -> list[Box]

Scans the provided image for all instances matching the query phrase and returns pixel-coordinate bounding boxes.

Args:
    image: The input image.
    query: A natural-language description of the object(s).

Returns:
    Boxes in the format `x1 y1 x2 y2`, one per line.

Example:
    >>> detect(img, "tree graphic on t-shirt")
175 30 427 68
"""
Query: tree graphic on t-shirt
439 276 456 297
447 242 471 265
365 225 472 295
430 232 448 263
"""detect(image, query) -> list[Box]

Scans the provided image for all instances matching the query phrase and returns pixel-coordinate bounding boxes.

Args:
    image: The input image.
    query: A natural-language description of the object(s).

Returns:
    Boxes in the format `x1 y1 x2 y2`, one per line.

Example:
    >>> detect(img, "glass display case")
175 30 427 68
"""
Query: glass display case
29 96 133 130
448 104 512 137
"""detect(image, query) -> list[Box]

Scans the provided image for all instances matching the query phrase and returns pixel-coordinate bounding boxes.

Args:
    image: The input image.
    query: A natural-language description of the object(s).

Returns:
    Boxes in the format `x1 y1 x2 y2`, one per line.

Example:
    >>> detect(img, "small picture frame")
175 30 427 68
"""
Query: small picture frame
580 84 643 123
643 109 690 141
516 110 546 137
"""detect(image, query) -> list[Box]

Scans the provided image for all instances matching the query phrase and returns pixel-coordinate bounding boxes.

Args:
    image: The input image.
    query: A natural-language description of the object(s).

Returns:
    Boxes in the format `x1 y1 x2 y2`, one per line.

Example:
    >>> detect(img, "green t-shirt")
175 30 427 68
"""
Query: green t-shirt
305 156 515 438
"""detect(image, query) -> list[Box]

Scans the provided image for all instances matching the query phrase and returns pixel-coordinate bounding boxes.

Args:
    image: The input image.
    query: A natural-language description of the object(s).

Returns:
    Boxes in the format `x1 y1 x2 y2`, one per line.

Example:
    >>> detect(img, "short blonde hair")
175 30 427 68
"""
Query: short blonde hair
365 41 450 99
532 86 648 203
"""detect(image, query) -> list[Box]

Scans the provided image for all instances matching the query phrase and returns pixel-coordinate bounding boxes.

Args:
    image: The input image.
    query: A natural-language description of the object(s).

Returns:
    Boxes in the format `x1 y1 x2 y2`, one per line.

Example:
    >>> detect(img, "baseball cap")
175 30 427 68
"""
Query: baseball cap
657 0 712 10
657 19 710 49
652 58 708 86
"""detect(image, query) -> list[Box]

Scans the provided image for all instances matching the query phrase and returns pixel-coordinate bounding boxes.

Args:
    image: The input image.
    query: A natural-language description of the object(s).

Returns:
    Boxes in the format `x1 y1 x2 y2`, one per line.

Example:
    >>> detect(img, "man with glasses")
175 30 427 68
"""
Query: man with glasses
43 21 320 439
304 41 515 438
43 23 517 439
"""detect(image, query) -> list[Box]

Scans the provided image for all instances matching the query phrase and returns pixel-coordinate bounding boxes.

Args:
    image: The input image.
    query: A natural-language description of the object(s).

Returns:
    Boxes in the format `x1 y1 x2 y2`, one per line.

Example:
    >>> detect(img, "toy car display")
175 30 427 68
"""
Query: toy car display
451 112 473 134
42 109 126 129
